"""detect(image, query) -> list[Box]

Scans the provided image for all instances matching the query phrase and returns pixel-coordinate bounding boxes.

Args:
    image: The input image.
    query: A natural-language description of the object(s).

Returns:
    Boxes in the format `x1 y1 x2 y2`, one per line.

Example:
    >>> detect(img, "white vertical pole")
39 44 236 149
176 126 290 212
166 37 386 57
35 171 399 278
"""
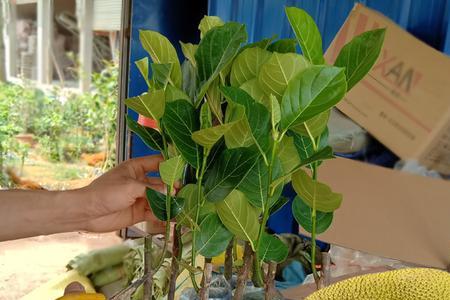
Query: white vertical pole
37 0 53 84
2 0 17 79
77 0 93 92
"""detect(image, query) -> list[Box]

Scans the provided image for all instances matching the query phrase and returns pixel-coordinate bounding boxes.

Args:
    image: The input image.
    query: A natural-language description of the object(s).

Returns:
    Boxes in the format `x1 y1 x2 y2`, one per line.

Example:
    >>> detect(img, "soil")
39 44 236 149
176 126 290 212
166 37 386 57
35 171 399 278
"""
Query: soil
13 150 98 191
0 232 121 300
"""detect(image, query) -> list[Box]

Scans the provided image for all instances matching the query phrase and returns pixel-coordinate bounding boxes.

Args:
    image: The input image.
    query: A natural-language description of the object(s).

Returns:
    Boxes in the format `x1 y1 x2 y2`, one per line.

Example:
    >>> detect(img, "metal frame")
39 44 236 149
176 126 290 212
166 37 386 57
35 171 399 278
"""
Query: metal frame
116 0 132 165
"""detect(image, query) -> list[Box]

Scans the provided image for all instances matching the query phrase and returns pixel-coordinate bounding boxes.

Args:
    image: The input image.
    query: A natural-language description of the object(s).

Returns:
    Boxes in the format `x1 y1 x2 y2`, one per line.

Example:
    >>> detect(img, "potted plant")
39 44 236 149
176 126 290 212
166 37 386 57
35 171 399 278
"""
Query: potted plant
124 6 384 300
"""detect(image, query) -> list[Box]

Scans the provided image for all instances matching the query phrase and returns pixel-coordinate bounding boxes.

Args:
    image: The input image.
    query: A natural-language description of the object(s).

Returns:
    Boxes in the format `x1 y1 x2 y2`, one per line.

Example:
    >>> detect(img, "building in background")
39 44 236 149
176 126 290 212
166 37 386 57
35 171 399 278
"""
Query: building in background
1 0 121 91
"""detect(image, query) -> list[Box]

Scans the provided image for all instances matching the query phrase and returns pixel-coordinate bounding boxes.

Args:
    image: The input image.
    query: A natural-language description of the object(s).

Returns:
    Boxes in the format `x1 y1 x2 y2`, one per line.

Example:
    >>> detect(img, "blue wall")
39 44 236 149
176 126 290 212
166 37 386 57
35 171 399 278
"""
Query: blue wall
127 0 207 158
128 0 450 159
208 0 450 55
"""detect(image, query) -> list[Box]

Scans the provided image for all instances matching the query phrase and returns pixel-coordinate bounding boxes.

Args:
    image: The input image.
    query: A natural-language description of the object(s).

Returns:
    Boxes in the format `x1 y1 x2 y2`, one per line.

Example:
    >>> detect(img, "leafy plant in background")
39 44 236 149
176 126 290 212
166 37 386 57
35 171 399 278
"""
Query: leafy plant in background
0 83 24 185
0 62 118 186
126 7 384 299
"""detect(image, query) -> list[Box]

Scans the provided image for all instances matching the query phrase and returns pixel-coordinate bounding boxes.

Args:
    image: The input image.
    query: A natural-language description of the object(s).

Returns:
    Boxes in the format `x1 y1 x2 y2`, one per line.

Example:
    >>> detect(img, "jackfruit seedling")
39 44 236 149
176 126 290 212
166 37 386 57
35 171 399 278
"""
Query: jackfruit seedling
306 268 450 300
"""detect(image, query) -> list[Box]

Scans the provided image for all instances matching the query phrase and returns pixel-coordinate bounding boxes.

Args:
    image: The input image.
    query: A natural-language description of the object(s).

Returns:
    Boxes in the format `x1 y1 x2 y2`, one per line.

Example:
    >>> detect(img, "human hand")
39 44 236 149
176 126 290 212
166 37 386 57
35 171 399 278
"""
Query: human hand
79 155 166 233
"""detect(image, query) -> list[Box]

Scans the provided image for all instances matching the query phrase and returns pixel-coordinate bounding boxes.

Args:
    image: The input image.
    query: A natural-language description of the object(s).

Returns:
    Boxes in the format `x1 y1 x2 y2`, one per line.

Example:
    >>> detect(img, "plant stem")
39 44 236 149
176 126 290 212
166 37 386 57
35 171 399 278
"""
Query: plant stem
190 149 209 292
233 242 253 300
143 235 153 300
199 258 213 300
311 162 320 287
305 123 321 288
253 139 280 287
168 225 181 300
252 252 264 287
224 239 234 282
154 188 172 273
264 262 277 300
154 128 171 272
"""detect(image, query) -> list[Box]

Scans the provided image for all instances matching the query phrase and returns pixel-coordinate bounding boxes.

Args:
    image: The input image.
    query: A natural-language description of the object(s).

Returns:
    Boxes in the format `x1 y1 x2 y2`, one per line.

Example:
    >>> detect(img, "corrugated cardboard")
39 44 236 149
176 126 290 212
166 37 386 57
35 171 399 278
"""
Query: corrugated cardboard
307 158 450 270
325 4 450 175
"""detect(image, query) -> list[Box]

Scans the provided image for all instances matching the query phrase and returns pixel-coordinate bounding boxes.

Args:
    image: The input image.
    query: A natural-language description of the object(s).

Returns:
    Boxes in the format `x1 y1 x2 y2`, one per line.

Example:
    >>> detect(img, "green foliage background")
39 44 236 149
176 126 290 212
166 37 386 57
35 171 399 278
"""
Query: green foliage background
0 61 118 185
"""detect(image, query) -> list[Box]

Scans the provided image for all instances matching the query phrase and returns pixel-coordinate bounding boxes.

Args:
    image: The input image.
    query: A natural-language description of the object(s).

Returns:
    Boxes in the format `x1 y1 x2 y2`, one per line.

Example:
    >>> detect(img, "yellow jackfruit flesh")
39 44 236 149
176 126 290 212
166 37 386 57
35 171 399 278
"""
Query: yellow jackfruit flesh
306 268 450 300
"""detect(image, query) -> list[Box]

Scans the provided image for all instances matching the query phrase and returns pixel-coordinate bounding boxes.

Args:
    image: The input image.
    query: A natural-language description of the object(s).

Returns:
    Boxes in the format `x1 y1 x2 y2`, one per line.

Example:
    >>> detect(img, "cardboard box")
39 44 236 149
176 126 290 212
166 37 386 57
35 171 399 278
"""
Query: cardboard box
308 157 450 270
325 4 450 175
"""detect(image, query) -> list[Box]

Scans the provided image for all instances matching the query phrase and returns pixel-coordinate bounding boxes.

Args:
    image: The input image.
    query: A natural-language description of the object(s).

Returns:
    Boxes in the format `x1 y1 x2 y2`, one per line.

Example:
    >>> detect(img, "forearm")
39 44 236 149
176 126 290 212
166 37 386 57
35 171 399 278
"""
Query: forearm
0 189 92 241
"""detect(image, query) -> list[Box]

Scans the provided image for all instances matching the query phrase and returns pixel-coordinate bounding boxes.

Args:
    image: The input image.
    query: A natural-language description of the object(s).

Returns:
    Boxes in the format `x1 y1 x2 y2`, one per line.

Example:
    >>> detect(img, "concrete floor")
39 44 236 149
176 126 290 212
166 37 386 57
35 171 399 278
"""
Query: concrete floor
0 232 121 299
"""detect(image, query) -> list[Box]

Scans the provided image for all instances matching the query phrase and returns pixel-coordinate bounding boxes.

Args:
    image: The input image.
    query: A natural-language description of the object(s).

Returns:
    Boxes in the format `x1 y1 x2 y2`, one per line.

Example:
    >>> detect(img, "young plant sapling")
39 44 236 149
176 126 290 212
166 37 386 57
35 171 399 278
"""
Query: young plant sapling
125 6 385 299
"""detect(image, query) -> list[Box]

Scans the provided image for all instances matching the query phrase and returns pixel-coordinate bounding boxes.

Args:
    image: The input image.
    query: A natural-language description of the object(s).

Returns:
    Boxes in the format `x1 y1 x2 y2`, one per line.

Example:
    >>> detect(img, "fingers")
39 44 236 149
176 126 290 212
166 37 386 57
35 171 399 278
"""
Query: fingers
127 178 166 199
125 155 164 178
145 176 164 185
85 198 165 233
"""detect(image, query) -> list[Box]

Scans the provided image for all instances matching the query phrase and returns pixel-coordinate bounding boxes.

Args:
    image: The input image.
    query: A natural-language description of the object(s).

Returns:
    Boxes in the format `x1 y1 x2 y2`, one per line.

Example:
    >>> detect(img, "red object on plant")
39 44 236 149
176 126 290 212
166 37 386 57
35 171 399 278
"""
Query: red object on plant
138 115 158 129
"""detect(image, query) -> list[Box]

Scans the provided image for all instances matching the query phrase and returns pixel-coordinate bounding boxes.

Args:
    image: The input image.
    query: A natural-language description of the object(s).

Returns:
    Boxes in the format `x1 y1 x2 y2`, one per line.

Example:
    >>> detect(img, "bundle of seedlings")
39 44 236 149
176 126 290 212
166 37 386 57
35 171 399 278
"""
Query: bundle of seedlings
124 6 384 300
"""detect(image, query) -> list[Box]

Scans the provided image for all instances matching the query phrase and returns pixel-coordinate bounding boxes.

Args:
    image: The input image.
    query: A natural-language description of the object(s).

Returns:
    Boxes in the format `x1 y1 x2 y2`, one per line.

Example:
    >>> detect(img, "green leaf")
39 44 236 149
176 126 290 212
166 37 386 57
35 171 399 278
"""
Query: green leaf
176 184 215 227
277 136 301 175
258 52 309 99
221 86 271 157
240 36 276 52
285 7 324 65
335 28 386 91
126 115 164 153
291 169 342 212
270 94 281 130
296 146 333 167
280 66 346 130
181 60 197 100
257 232 289 263
198 16 225 39
151 63 173 89
204 147 260 203
200 102 212 129
195 214 233 258
139 30 181 88
165 85 190 102
124 89 165 121
205 80 223 122
192 123 236 150
292 128 329 163
180 42 198 67
237 157 283 211
267 39 297 53
216 189 260 248
159 155 185 187
162 100 201 169
292 196 333 234
269 196 290 215
230 47 271 87
135 57 150 87
146 188 184 221
271 146 334 190
223 104 254 148
196 22 248 100
240 79 270 110
290 110 330 138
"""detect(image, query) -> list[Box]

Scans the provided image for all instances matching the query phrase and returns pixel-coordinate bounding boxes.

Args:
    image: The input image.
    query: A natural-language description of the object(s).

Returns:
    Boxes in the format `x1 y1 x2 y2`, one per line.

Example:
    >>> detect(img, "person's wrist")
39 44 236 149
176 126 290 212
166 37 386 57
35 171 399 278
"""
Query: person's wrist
55 188 95 232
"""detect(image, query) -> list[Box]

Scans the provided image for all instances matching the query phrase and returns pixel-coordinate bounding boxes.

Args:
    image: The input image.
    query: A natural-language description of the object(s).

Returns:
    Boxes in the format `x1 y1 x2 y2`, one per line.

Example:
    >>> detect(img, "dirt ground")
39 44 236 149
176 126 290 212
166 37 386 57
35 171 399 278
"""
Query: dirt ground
0 232 121 299
11 150 98 191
